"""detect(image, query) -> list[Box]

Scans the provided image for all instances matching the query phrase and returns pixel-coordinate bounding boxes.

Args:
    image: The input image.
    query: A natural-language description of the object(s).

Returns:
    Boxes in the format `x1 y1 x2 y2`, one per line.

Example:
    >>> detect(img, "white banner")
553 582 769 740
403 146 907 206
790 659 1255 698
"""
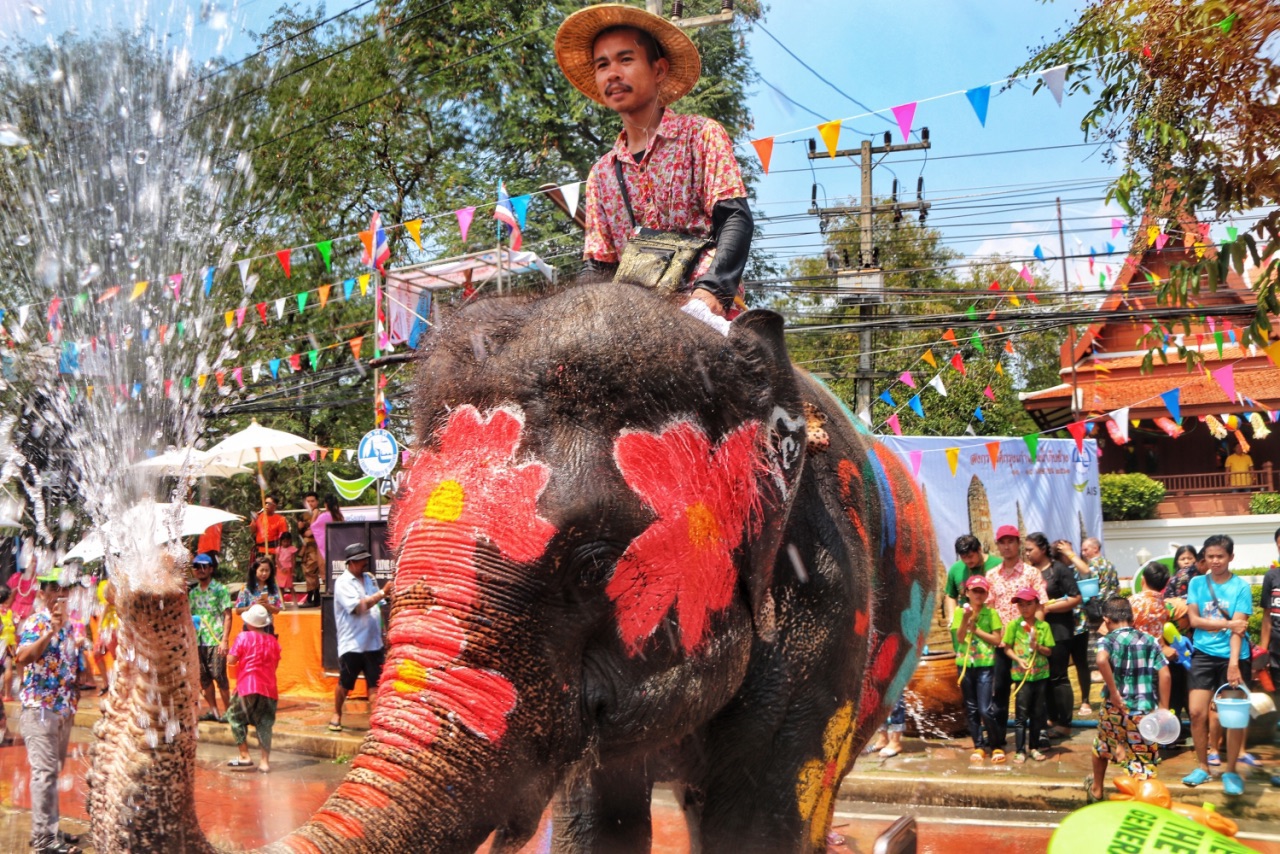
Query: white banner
877 436 1104 563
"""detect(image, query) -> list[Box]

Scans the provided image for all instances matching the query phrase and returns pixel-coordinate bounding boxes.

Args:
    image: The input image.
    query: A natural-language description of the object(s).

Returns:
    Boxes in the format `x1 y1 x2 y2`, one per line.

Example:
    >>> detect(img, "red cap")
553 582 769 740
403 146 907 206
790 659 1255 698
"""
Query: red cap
1012 586 1040 603
995 524 1020 541
965 575 991 591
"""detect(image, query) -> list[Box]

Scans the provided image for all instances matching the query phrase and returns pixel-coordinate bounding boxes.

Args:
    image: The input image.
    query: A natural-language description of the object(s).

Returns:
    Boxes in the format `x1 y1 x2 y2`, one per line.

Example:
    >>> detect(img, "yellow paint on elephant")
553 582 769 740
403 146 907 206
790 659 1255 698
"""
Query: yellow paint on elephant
795 701 857 848
424 480 465 522
392 659 431 695
685 501 721 549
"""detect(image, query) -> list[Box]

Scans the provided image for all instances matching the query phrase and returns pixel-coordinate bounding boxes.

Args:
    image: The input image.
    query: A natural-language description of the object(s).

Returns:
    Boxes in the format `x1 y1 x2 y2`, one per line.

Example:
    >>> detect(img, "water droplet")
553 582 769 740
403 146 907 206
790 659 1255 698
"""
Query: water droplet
0 123 29 147
133 150 148 165
26 4 45 25
109 232 124 248
127 255 142 270
49 68 63 84
78 263 101 286
44 188 60 204
14 234 31 247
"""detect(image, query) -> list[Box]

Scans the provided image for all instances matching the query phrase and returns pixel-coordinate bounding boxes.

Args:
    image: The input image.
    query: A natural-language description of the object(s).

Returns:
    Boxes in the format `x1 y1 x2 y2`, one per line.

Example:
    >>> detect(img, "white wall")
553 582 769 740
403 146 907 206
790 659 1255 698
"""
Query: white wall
1103 513 1280 581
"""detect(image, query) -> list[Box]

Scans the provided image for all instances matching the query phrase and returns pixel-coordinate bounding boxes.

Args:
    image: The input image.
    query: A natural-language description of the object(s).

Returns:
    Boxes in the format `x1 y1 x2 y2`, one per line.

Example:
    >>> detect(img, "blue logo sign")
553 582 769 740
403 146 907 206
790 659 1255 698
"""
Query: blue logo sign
358 429 399 479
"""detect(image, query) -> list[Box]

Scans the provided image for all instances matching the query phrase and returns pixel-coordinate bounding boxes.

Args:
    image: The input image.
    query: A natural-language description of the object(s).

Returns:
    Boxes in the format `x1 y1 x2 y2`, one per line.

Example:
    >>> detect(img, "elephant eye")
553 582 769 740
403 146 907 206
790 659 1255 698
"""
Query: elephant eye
567 541 622 588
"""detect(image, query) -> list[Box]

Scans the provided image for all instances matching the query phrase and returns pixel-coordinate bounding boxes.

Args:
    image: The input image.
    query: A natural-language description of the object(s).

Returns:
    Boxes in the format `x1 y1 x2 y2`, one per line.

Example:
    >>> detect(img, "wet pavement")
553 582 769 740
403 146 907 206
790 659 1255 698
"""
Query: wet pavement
1 695 1277 852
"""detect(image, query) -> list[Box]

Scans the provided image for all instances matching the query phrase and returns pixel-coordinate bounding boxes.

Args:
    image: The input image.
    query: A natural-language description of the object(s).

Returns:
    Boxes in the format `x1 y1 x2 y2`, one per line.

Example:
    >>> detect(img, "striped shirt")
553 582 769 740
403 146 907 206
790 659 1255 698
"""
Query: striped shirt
1098 626 1166 714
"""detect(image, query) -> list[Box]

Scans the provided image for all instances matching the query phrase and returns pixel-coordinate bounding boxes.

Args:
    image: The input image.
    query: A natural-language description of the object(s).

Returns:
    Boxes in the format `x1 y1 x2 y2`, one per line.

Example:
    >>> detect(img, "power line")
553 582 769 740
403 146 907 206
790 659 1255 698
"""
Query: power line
754 141 1111 175
754 23 884 123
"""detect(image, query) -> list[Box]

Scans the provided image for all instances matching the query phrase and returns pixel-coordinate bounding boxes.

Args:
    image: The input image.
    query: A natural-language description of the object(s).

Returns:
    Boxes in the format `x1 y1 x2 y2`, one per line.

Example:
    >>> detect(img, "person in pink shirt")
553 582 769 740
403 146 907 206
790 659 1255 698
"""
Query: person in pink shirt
6 567 38 626
986 524 1048 762
224 604 281 773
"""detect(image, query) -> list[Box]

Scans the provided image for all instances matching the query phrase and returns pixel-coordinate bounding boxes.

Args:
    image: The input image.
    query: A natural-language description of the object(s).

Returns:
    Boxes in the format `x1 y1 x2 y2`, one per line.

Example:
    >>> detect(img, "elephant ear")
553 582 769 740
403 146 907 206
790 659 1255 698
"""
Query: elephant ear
729 309 806 643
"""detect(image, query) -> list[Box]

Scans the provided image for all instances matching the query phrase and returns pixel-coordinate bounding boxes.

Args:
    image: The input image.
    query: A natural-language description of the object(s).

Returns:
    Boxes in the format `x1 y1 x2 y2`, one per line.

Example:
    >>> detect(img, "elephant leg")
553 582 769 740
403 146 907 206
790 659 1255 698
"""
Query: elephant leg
551 757 653 854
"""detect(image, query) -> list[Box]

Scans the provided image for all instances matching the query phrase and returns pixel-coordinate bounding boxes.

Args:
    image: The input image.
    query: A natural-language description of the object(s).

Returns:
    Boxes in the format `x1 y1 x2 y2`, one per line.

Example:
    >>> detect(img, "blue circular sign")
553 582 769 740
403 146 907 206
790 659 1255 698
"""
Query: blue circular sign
358 429 399 478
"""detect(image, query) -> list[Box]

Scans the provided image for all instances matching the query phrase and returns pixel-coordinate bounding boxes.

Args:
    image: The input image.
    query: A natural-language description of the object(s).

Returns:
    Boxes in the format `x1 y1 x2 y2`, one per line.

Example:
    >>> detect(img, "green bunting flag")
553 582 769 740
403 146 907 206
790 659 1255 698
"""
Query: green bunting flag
1024 433 1040 462
1214 331 1224 358
966 305 977 321
297 292 308 313
316 240 333 271
177 321 186 338
308 349 319 370
1226 226 1238 242
971 332 985 354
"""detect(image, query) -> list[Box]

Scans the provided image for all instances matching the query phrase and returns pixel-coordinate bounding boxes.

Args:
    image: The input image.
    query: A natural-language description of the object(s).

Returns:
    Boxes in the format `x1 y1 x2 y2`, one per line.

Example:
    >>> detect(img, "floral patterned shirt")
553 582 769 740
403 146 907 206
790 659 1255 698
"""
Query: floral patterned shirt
1165 565 1199 600
18 610 81 715
235 587 283 613
987 561 1048 625
1129 589 1166 640
584 110 747 286
1090 556 1120 599
189 580 232 647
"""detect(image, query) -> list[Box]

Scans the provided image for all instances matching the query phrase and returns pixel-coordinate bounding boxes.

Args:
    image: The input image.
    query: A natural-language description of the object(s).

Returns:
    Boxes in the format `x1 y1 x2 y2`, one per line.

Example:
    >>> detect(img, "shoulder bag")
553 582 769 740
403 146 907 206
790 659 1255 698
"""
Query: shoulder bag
610 159 711 293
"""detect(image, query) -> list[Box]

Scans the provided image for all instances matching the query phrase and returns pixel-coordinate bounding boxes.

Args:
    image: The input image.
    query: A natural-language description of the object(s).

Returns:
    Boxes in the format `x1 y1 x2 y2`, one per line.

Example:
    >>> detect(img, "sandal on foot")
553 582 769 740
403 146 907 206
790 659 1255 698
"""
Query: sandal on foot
991 749 1007 764
1239 753 1261 768
326 722 343 733
1084 775 1101 805
970 749 985 763
1013 752 1027 765
878 745 901 758
227 758 254 768
1079 704 1093 716
1030 749 1048 762
1207 750 1221 766
197 710 219 723
1182 767 1211 787
1222 772 1245 796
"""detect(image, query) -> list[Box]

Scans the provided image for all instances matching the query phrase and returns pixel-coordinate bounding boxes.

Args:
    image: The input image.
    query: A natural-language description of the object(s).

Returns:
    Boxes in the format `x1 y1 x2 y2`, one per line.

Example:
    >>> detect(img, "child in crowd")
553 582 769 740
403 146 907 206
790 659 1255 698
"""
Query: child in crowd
225 604 282 773
1088 597 1170 802
0 584 15 702
1002 587 1055 764
951 575 1004 763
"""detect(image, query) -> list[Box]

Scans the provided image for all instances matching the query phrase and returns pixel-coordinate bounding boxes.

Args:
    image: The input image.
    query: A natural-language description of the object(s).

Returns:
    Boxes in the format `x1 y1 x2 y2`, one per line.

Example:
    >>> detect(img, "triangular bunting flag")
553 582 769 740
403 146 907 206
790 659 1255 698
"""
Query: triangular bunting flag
359 274 370 296
318 284 331 308
971 333 985 354
928 375 947 397
1019 265 1034 285
879 390 896 407
235 306 247 328
308 349 319 370
1040 64 1067 106
1155 232 1169 250
1160 388 1181 422
269 358 280 379
256 302 267 324
456 206 476 242
1264 340 1280 367
891 102 917 141
349 336 364 359
886 414 902 436
973 407 985 423
751 137 775 174
130 281 148 301
908 395 924 418
899 371 916 388
276 249 291 277
345 449 355 461
965 85 990 126
1034 244 1045 262
316 240 333 270
510 195 530 229
224 310 234 331
816 120 842 158
405 219 422 249
251 363 262 383
951 352 966 375
942 328 958 346
1110 407 1130 443
331 448 341 462
97 287 120 303
343 278 355 301
274 298 285 320
908 450 923 479
983 385 995 402
237 259 250 288
233 367 244 388
921 349 936 368
1112 218 1123 239
559 182 581 217
945 447 960 476
1211 364 1235 401
1066 420 1088 452
297 292 308 313
986 442 1001 471
288 353 302 372
1024 433 1040 462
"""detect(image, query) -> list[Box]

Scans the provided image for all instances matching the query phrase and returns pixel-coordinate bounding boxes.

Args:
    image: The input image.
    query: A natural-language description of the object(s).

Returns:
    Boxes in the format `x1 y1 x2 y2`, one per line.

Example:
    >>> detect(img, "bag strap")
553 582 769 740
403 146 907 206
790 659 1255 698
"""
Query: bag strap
613 158 637 229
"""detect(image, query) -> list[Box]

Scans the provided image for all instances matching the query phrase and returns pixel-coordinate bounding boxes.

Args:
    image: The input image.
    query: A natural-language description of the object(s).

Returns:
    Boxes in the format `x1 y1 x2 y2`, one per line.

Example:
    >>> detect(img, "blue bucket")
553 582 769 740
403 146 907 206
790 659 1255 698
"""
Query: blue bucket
1213 684 1252 729
1077 575 1100 602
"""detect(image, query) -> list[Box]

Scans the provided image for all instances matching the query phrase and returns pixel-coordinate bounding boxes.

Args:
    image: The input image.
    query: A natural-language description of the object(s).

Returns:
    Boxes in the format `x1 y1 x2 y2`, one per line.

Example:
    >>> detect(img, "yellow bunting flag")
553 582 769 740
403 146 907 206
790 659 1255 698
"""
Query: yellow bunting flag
405 218 423 248
921 349 936 368
359 274 371 296
1265 341 1280 367
751 137 775 174
331 448 341 462
130 281 148 301
1147 225 1159 246
945 447 960 476
318 284 331 308
817 120 842 158
349 336 364 359
1131 420 1140 428
197 374 207 389
1009 292 1021 307
995 362 1005 375
224 311 234 330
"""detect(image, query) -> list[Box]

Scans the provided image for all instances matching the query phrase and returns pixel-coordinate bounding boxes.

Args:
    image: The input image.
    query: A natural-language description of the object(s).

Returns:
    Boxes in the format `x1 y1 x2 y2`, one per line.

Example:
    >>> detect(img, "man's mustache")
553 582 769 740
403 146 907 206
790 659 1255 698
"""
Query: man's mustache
605 83 632 95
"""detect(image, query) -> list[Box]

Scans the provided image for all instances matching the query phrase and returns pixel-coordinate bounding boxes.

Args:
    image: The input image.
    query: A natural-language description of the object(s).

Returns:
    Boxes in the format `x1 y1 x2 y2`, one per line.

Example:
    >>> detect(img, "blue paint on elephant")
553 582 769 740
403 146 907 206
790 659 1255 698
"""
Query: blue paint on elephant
884 581 935 708
863 448 897 550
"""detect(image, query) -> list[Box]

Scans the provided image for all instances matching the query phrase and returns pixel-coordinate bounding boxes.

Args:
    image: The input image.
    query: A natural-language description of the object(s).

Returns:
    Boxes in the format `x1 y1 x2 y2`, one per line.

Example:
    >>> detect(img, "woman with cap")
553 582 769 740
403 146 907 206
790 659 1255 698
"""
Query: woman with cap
555 4 753 330
224 603 281 773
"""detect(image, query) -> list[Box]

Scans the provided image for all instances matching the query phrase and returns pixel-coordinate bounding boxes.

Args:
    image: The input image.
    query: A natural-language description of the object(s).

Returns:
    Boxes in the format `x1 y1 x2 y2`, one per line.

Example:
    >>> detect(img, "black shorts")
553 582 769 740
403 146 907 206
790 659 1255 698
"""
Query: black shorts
1189 652 1252 693
338 649 386 692
197 645 228 689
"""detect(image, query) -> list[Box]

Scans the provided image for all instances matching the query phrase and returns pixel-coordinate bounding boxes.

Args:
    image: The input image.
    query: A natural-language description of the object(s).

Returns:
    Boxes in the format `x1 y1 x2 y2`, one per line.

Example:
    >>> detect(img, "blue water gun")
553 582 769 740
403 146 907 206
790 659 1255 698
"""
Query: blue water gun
1163 623 1193 670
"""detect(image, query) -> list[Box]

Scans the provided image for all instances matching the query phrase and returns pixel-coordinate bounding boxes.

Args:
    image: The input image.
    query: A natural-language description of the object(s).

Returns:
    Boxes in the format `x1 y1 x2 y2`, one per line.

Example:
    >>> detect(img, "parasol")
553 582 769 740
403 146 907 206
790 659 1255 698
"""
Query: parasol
64 503 243 564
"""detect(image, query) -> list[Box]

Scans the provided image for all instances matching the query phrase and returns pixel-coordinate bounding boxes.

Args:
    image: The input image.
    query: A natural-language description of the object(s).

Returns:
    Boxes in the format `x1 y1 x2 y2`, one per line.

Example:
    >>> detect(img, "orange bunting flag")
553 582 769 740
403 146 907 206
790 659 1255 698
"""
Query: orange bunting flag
349 336 364 359
945 447 960 476
405 218 423 249
276 249 291 278
942 328 958 346
751 137 775 174
358 229 374 260
97 287 120 303
950 352 966 375
318 284 331 308
921 349 937 368
817 120 842 158
986 442 1001 472
1004 340 1015 355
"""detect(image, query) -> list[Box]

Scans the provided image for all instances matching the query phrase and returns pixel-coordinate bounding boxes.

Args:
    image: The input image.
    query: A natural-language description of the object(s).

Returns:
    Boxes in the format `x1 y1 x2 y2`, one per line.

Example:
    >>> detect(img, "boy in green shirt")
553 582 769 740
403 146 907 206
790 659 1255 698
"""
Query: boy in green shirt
951 575 1004 763
1002 586 1055 764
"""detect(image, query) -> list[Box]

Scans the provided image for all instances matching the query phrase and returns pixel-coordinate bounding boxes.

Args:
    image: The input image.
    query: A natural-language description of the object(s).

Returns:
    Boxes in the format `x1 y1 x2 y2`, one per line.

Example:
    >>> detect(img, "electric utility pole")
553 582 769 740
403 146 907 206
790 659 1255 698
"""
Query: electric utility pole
808 131 932 421
645 1 736 30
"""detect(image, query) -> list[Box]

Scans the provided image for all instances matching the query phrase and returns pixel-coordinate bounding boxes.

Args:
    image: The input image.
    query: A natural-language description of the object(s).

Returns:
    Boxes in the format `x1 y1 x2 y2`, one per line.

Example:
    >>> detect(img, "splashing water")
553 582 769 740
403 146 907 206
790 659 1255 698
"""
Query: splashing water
0 4 255 588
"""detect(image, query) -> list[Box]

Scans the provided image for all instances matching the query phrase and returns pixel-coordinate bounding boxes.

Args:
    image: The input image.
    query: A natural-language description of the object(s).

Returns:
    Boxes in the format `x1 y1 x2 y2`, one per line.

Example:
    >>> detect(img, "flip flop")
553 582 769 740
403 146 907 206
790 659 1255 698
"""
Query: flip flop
326 723 343 733
1084 775 1100 805
1207 751 1221 766
878 745 901 758
1239 753 1261 768
970 750 985 763
227 758 254 768
1222 772 1245 796
991 749 1007 764
1182 767 1211 787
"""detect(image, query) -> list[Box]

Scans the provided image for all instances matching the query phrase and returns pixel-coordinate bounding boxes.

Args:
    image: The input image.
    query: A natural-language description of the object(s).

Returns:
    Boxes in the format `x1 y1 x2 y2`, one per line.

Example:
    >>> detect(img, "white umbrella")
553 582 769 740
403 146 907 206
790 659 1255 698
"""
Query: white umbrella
64 503 243 563
132 447 253 479
204 421 322 556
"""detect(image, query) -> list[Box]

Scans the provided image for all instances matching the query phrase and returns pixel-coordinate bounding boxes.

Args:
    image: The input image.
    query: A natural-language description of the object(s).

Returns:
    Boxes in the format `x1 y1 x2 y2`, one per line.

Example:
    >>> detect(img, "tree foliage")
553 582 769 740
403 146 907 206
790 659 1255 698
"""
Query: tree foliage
1022 0 1279 341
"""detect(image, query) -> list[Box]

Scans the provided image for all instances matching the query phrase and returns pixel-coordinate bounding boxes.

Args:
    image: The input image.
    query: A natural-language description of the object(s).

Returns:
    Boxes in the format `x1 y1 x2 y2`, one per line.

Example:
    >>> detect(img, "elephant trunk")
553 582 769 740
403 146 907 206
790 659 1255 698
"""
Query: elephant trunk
88 572 518 853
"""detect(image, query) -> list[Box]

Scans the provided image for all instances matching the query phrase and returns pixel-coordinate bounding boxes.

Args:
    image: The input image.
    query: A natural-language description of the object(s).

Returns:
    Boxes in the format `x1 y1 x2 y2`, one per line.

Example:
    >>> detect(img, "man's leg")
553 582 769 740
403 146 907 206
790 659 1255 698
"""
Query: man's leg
1188 689 1211 771
364 649 386 714
22 708 60 850
991 648 1011 750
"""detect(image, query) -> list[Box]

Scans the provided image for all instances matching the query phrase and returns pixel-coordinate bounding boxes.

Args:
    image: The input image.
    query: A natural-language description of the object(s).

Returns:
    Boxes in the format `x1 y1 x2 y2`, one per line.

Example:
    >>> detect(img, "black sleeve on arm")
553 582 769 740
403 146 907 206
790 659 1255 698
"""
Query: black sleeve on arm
692 197 753 308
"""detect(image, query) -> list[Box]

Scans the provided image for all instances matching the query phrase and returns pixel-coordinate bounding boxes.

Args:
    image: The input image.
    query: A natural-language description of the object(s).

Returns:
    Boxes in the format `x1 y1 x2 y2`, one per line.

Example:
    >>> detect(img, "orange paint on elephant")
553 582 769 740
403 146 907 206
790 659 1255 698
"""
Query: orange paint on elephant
836 459 870 550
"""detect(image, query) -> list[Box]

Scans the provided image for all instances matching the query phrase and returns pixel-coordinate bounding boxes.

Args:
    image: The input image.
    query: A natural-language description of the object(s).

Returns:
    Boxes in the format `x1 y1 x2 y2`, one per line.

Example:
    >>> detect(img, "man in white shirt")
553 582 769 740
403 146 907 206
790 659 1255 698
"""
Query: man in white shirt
328 543 391 732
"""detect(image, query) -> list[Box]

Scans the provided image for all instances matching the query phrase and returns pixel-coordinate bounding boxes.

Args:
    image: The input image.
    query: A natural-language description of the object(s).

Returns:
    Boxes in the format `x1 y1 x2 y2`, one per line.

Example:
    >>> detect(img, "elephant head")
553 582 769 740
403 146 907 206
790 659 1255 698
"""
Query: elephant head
88 281 935 854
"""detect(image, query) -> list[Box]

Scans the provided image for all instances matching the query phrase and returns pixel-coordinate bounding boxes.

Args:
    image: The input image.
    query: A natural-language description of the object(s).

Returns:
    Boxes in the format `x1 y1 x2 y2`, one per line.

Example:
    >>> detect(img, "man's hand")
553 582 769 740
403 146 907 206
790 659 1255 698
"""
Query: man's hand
1227 663 1242 686
217 640 229 655
48 600 65 632
1227 616 1248 635
381 580 393 596
1107 694 1128 714
690 287 726 318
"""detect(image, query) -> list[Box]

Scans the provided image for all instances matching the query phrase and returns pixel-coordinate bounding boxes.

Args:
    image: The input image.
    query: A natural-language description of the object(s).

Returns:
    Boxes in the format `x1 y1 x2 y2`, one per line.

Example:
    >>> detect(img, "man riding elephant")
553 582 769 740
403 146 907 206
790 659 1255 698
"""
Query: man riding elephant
556 3 754 333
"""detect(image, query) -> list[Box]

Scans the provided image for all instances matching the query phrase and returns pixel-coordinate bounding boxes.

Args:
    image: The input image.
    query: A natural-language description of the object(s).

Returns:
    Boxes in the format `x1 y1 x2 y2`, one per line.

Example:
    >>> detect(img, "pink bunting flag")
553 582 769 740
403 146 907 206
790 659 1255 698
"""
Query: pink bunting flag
908 450 922 479
891 102 917 142
1066 420 1088 453
456 206 476 242
233 367 244 388
899 371 916 388
235 306 247 328
1207 317 1216 332
886 414 902 436
983 385 995 402
169 273 183 301
1211 364 1236 402
1111 218 1123 239
1155 232 1169 250
1018 265 1034 285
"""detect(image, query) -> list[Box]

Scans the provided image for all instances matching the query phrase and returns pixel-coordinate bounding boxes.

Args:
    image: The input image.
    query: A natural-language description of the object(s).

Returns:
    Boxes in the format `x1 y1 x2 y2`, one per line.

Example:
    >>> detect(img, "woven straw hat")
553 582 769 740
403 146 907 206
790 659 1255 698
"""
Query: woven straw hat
555 4 701 107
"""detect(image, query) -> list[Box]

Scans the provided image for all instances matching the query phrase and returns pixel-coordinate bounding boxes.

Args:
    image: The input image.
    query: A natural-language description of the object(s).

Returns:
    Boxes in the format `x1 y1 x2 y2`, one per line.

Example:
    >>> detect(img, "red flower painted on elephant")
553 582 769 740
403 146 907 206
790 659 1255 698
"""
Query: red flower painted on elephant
392 405 557 608
607 421 762 655
375 607 520 748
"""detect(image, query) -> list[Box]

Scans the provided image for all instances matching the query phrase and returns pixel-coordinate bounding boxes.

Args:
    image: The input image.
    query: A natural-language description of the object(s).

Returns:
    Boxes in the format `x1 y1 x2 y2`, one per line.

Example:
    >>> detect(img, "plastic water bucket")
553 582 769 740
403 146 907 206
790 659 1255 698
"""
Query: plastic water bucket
1213 685 1252 729
1077 576 1100 601
1136 708 1180 745
1250 691 1276 719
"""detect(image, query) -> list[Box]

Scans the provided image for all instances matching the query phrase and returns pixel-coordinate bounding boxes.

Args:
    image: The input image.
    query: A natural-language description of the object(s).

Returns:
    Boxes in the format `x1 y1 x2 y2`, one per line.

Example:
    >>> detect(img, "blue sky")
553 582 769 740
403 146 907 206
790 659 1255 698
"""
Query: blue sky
2 0 1134 283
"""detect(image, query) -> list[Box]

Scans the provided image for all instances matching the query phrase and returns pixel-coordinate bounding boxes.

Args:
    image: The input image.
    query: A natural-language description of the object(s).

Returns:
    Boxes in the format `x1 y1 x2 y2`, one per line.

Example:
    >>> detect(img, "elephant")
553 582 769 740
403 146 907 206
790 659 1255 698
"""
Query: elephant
86 280 938 853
